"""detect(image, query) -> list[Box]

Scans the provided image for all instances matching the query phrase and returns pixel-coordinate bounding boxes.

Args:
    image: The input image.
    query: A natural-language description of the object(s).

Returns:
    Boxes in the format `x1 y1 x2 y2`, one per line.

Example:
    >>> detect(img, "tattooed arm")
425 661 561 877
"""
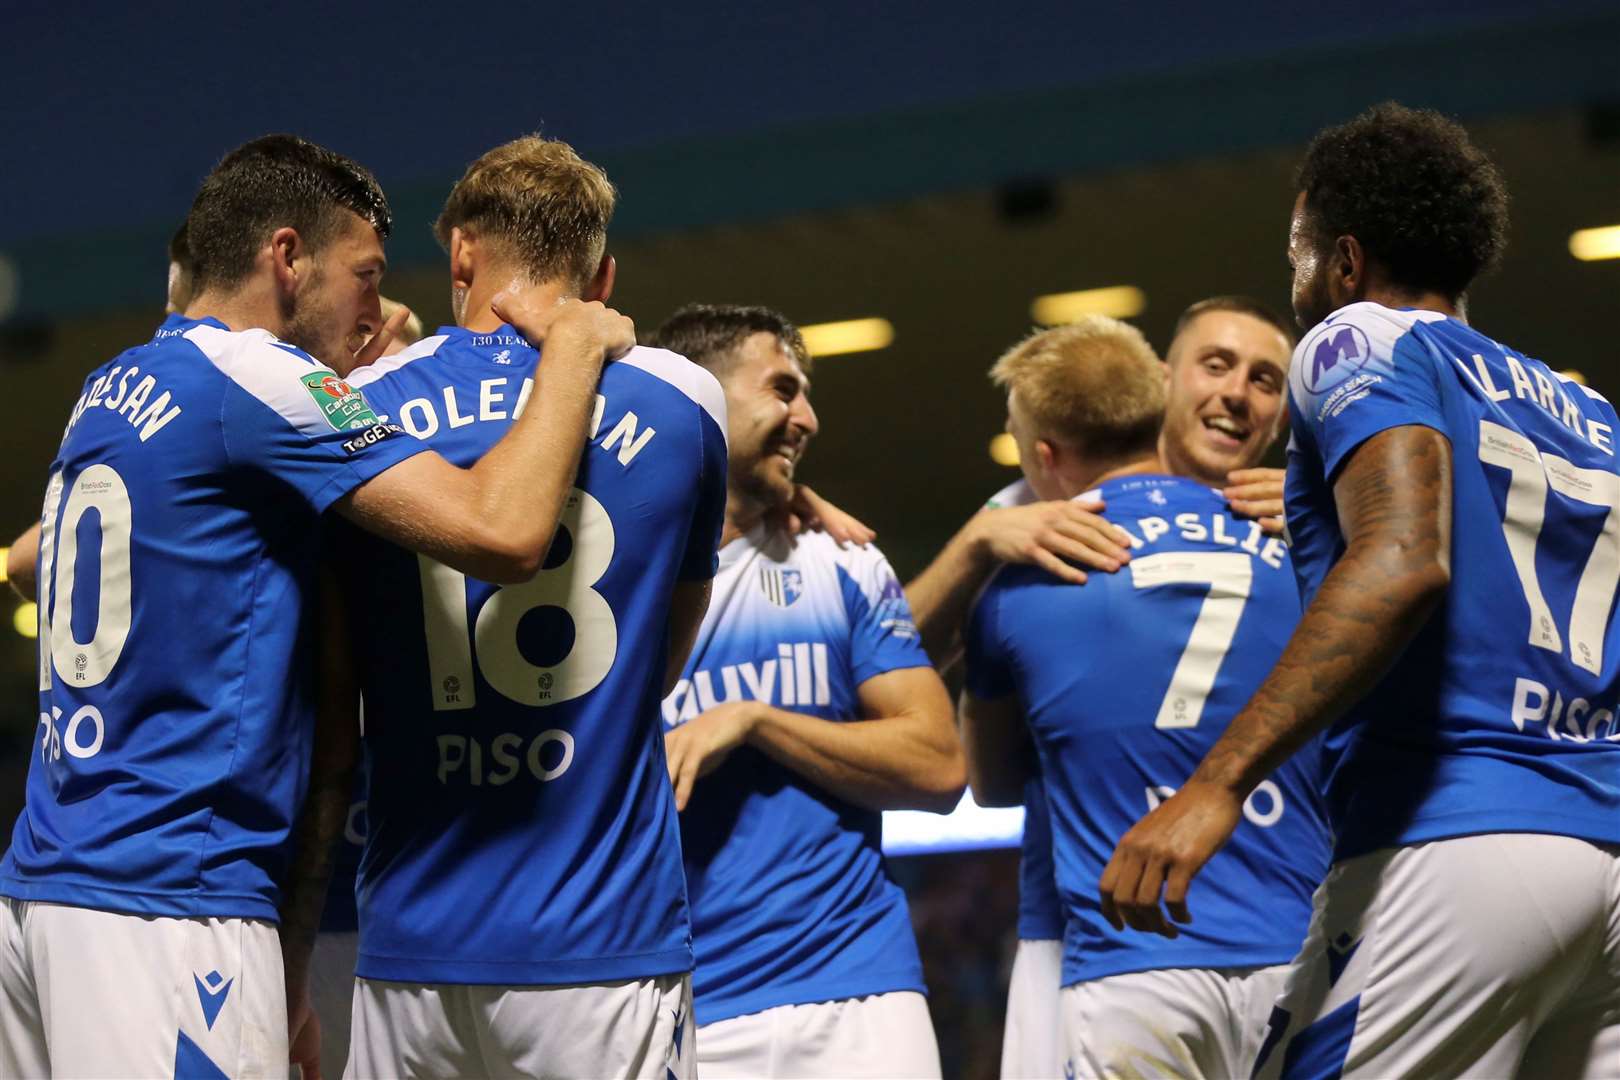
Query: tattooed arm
1098 425 1452 937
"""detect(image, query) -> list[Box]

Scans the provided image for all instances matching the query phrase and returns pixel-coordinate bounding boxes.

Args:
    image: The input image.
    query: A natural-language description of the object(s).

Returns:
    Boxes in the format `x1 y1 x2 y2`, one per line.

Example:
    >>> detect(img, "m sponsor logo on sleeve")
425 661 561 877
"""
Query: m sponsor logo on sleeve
1303 324 1372 395
1302 323 1382 422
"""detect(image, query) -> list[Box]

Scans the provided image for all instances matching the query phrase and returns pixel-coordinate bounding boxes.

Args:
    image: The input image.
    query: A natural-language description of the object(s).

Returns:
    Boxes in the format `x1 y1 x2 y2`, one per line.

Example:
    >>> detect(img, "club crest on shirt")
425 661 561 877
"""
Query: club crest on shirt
759 566 804 607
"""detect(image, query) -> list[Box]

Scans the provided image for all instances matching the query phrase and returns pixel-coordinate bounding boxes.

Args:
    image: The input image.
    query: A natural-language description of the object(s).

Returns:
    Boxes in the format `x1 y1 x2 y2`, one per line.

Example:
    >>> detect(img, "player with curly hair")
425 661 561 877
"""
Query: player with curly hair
1103 101 1620 1077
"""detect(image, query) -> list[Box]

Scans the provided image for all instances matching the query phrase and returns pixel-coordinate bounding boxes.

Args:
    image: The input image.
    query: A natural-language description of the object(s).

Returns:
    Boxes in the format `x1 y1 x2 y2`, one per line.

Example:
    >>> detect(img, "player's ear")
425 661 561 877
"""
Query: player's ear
268 226 302 296
1036 438 1058 473
449 227 475 292
584 254 615 303
1334 233 1365 303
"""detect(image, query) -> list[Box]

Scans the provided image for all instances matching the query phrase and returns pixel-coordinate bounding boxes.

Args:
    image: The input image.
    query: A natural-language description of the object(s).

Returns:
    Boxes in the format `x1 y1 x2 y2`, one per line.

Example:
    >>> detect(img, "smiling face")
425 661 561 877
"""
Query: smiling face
1159 309 1291 485
719 330 819 513
280 211 387 372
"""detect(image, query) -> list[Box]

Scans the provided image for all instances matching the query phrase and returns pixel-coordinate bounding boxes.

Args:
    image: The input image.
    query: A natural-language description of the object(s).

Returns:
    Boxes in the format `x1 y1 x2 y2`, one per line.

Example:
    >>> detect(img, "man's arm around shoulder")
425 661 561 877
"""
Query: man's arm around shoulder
336 295 633 584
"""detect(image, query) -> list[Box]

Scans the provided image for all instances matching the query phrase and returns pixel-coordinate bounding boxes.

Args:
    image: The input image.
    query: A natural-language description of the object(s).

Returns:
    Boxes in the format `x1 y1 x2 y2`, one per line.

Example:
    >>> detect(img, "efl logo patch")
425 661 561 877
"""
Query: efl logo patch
301 372 383 431
760 566 804 607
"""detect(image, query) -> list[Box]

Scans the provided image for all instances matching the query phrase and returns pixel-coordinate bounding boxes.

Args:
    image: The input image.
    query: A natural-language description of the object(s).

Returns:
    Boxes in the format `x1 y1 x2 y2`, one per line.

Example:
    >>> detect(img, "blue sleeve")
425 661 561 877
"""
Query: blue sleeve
212 338 427 513
1289 305 1448 481
963 578 1015 699
679 411 728 582
835 545 930 685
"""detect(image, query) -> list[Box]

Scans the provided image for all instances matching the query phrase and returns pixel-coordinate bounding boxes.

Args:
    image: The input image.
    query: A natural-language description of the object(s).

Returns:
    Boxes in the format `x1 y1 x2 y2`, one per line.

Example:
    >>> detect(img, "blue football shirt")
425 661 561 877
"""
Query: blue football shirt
1286 301 1620 859
341 326 727 985
966 475 1332 986
664 527 932 1024
982 480 1065 943
1016 776 1063 942
1 317 428 920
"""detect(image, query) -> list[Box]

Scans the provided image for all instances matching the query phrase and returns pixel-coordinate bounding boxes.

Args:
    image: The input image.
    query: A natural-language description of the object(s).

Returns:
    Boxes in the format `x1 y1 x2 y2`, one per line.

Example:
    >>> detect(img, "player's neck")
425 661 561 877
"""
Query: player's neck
721 493 775 547
184 283 287 340
1359 283 1464 323
1061 454 1163 498
459 274 568 334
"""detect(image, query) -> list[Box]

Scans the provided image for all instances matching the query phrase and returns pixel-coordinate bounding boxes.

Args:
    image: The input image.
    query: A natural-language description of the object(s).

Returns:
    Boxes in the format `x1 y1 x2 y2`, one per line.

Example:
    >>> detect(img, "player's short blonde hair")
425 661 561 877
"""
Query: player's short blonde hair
435 136 616 291
989 317 1165 457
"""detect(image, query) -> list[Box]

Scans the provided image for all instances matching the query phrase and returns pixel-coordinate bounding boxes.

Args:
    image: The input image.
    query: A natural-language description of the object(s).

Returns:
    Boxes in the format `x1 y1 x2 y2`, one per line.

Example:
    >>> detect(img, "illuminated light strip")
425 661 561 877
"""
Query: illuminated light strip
1570 226 1620 262
989 432 1020 466
798 318 894 357
1031 285 1146 325
0 547 8 583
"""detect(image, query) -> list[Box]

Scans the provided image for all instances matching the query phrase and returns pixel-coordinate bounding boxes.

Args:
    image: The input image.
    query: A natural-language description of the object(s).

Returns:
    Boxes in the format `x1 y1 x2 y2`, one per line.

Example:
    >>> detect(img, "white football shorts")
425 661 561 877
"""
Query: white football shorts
1002 937 1063 1079
1252 832 1620 1079
1061 963 1286 1079
696 990 942 1078
0 897 286 1078
346 972 693 1079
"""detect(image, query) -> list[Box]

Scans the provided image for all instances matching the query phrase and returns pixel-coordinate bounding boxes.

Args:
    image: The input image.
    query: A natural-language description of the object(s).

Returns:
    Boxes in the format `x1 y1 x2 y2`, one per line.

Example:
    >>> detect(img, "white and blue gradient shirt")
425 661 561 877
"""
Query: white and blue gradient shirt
1 315 428 920
340 326 727 986
1287 301 1620 858
666 527 931 1023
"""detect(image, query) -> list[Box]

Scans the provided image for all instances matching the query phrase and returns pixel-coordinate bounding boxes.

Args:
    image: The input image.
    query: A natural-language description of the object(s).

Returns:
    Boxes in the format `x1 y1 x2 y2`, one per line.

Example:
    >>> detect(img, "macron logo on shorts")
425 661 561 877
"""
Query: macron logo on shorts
1327 932 1362 987
193 969 233 1030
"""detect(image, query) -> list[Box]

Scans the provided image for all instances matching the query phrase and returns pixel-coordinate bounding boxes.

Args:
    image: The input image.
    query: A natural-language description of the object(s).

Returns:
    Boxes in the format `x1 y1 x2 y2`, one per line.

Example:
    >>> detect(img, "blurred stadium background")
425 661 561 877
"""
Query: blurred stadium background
2 3 1618 1074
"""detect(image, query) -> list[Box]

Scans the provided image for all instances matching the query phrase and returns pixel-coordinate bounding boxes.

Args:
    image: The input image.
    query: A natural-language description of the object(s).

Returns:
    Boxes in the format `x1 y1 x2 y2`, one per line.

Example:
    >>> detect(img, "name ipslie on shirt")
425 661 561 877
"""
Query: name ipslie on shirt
386 378 659 467
1117 508 1288 569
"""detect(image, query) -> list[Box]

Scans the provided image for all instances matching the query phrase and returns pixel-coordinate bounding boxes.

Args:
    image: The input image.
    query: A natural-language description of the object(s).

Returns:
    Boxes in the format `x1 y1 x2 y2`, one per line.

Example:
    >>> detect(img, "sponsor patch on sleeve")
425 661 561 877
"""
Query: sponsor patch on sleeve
340 422 406 454
301 372 384 431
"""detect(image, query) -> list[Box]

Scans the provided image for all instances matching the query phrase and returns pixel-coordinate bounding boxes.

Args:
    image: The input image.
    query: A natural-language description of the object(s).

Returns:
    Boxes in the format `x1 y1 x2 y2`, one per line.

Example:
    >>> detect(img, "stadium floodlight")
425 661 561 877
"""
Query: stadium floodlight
1569 225 1620 262
1030 285 1146 325
989 432 1020 466
798 317 894 357
13 602 36 639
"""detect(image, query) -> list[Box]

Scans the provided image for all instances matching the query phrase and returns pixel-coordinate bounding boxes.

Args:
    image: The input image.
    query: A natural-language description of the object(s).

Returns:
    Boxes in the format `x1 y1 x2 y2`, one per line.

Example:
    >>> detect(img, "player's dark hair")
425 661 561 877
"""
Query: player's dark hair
651 304 812 374
1172 296 1295 348
184 134 391 292
167 221 194 272
1296 102 1508 298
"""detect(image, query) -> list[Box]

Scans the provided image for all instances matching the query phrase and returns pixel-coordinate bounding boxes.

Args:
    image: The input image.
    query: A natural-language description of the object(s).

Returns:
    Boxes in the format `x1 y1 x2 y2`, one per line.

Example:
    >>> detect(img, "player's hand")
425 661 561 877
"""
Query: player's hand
665 702 760 811
970 499 1132 584
1098 780 1243 939
1224 468 1285 537
785 484 876 547
351 302 413 372
288 990 323 1080
490 291 637 363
